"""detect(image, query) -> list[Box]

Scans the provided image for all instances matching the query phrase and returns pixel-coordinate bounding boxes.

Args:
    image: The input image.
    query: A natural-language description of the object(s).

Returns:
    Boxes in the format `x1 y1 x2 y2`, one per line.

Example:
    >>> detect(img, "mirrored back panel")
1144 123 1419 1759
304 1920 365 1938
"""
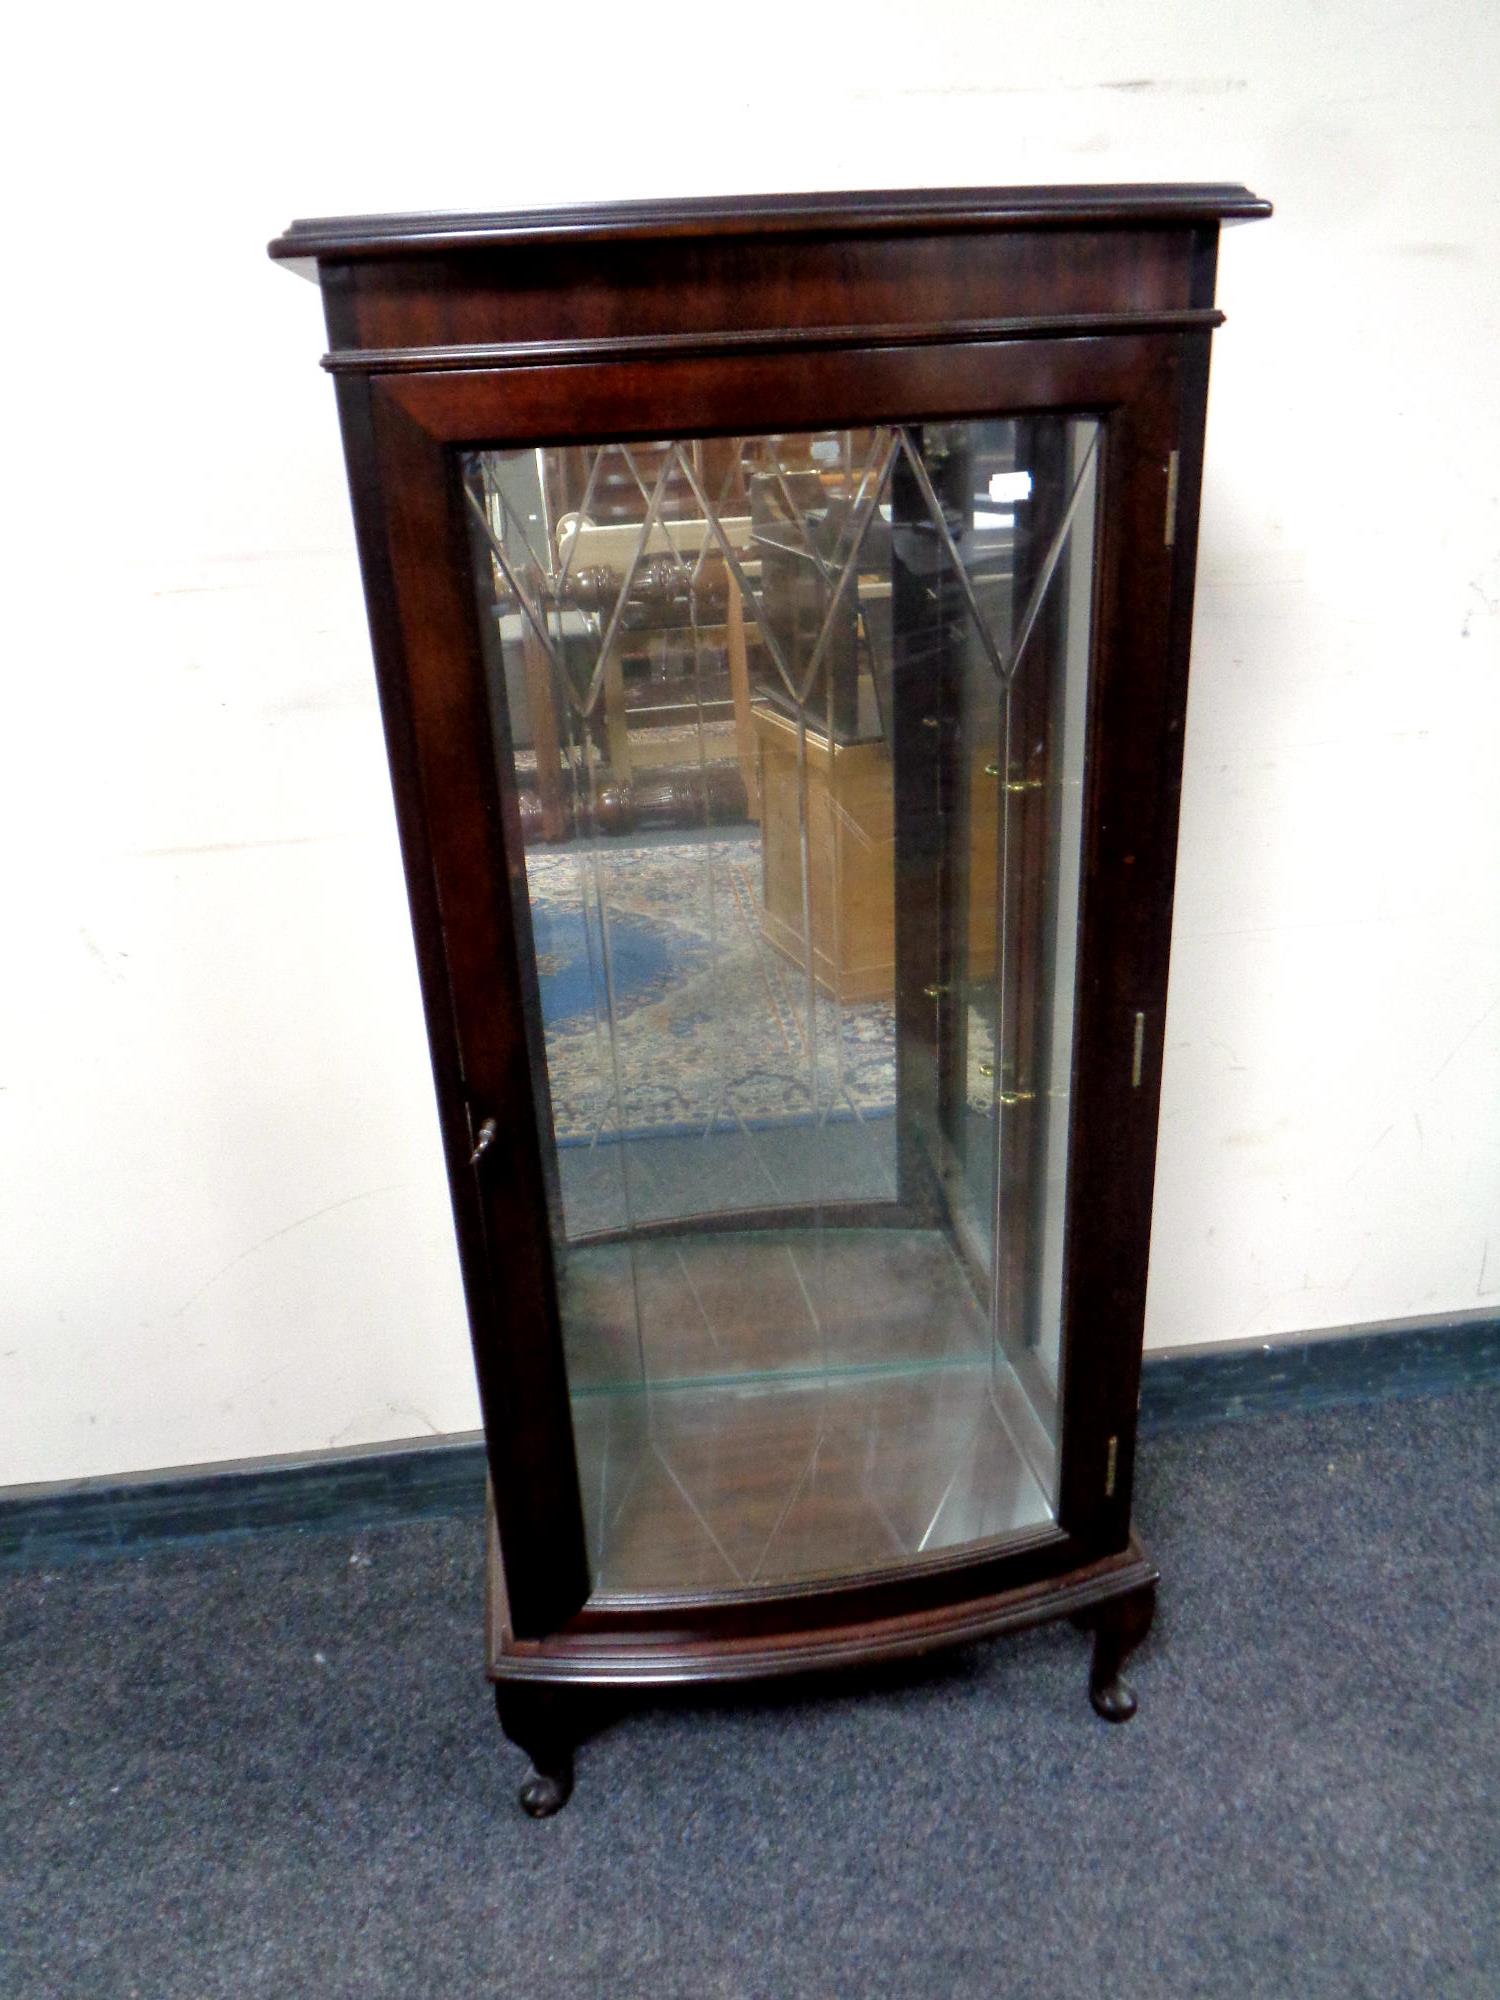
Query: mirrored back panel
461 419 1099 1599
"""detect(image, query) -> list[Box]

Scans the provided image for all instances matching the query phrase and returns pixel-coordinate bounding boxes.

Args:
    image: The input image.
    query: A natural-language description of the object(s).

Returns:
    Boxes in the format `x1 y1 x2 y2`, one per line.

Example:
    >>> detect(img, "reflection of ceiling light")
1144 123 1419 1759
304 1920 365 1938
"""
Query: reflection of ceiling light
988 470 1033 502
973 511 1016 530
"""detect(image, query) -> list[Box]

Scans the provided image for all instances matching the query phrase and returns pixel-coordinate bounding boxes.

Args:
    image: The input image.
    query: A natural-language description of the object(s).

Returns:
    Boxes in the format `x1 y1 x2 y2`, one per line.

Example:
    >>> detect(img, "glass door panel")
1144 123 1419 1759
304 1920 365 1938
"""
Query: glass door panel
460 417 1099 1599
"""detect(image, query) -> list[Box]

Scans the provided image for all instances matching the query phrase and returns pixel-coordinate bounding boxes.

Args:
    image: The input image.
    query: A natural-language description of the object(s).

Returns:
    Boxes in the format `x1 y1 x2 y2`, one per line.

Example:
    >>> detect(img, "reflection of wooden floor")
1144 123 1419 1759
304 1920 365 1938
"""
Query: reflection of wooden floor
575 1364 1052 1596
556 1228 1054 1597
559 1227 990 1391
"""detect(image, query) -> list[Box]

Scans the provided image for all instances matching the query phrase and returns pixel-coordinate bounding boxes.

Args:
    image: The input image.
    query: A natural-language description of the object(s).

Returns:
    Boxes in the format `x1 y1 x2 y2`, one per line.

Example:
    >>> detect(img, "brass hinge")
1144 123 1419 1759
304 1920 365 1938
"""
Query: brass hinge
983 763 1046 793
1164 450 1180 548
975 1065 1036 1108
1104 1435 1120 1498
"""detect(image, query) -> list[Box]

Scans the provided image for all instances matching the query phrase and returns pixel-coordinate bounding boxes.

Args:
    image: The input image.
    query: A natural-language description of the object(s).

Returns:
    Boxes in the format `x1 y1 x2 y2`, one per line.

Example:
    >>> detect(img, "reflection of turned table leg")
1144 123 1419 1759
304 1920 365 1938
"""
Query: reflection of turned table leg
602 649 633 783
725 586 760 820
521 622 568 842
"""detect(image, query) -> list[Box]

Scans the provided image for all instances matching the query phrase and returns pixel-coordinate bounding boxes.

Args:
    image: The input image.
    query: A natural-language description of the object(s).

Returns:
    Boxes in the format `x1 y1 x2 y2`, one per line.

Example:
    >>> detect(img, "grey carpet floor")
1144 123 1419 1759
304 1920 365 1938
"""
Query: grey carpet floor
2 1388 1496 2000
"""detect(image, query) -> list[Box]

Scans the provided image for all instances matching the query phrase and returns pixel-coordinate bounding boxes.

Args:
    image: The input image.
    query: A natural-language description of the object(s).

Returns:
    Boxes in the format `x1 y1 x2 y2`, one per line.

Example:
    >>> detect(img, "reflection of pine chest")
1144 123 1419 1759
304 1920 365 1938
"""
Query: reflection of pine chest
752 703 1000 1005
752 704 895 1004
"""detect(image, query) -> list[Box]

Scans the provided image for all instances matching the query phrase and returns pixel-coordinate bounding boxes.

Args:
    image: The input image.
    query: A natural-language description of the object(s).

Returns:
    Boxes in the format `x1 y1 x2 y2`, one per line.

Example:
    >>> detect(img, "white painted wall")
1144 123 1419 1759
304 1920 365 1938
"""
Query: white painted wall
3 0 1496 1485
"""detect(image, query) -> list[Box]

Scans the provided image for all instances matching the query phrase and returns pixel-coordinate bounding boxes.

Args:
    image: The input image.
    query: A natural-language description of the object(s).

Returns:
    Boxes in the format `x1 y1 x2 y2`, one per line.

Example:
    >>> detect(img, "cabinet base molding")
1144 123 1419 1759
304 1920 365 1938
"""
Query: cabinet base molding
487 1516 1156 1812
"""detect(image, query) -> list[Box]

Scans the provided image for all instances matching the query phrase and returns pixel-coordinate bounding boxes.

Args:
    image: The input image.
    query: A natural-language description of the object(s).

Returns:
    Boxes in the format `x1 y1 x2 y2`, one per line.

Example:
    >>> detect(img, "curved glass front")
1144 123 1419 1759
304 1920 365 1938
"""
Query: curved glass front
461 418 1098 1597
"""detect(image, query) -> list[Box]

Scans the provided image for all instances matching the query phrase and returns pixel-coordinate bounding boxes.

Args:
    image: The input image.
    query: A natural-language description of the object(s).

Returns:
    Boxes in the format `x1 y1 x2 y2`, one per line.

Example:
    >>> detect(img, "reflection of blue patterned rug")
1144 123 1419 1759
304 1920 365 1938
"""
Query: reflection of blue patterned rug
532 896 697 1030
526 840 896 1142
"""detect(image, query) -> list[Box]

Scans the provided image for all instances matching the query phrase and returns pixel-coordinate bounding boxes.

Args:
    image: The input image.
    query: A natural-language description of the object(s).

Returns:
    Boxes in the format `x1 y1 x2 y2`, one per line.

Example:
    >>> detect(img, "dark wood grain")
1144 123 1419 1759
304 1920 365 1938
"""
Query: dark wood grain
320 308 1224 374
361 389 591 1640
486 1495 1157 1684
1051 354 1186 1550
374 335 1163 447
270 183 1270 265
319 228 1205 361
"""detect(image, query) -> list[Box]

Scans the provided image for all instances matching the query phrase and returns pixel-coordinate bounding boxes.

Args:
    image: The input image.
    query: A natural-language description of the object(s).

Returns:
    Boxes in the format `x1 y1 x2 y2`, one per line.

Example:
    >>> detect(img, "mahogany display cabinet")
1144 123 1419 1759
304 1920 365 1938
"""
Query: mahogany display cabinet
270 184 1270 1814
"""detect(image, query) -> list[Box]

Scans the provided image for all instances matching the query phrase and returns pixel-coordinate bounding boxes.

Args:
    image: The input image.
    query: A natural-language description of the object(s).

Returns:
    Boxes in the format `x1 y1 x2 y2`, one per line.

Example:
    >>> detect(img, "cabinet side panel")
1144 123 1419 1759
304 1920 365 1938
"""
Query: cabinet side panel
1056 339 1206 1544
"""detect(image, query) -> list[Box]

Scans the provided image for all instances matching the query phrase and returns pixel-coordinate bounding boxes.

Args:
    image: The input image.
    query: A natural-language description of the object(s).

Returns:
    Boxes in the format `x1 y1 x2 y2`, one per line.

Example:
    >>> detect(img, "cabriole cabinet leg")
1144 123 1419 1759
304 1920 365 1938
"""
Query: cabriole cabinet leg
494 1683 576 1817
1076 1581 1157 1723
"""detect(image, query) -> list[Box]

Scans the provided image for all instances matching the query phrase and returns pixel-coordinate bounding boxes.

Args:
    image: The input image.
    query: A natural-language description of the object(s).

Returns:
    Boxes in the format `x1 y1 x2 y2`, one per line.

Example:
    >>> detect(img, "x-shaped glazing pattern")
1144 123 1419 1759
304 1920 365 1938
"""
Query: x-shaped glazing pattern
464 426 1099 727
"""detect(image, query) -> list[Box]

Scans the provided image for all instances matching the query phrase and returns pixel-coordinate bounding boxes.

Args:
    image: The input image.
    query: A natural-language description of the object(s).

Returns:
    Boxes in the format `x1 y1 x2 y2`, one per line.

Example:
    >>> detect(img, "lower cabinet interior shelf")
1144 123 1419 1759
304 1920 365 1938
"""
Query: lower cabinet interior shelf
561 1224 1057 1597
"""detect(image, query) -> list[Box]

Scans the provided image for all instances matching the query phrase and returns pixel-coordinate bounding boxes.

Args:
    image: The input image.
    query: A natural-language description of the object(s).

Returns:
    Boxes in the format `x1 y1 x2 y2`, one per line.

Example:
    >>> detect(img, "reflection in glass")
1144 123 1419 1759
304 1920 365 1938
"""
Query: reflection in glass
462 420 1099 1597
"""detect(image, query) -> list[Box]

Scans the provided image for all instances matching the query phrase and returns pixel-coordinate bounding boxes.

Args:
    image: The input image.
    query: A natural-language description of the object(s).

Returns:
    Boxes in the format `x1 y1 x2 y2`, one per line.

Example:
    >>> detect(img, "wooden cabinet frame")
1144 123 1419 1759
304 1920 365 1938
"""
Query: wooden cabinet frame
271 184 1269 1813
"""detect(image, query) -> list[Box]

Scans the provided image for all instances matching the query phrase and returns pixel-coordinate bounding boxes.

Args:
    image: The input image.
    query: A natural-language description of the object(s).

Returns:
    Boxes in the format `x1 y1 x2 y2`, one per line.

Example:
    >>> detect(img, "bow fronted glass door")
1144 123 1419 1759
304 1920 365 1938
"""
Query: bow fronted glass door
459 415 1100 1599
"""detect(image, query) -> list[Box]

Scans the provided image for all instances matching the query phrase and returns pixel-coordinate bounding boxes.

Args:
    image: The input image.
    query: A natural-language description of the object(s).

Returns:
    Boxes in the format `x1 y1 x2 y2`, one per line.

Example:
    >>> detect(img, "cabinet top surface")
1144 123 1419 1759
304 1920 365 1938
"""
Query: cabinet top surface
268 183 1270 265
